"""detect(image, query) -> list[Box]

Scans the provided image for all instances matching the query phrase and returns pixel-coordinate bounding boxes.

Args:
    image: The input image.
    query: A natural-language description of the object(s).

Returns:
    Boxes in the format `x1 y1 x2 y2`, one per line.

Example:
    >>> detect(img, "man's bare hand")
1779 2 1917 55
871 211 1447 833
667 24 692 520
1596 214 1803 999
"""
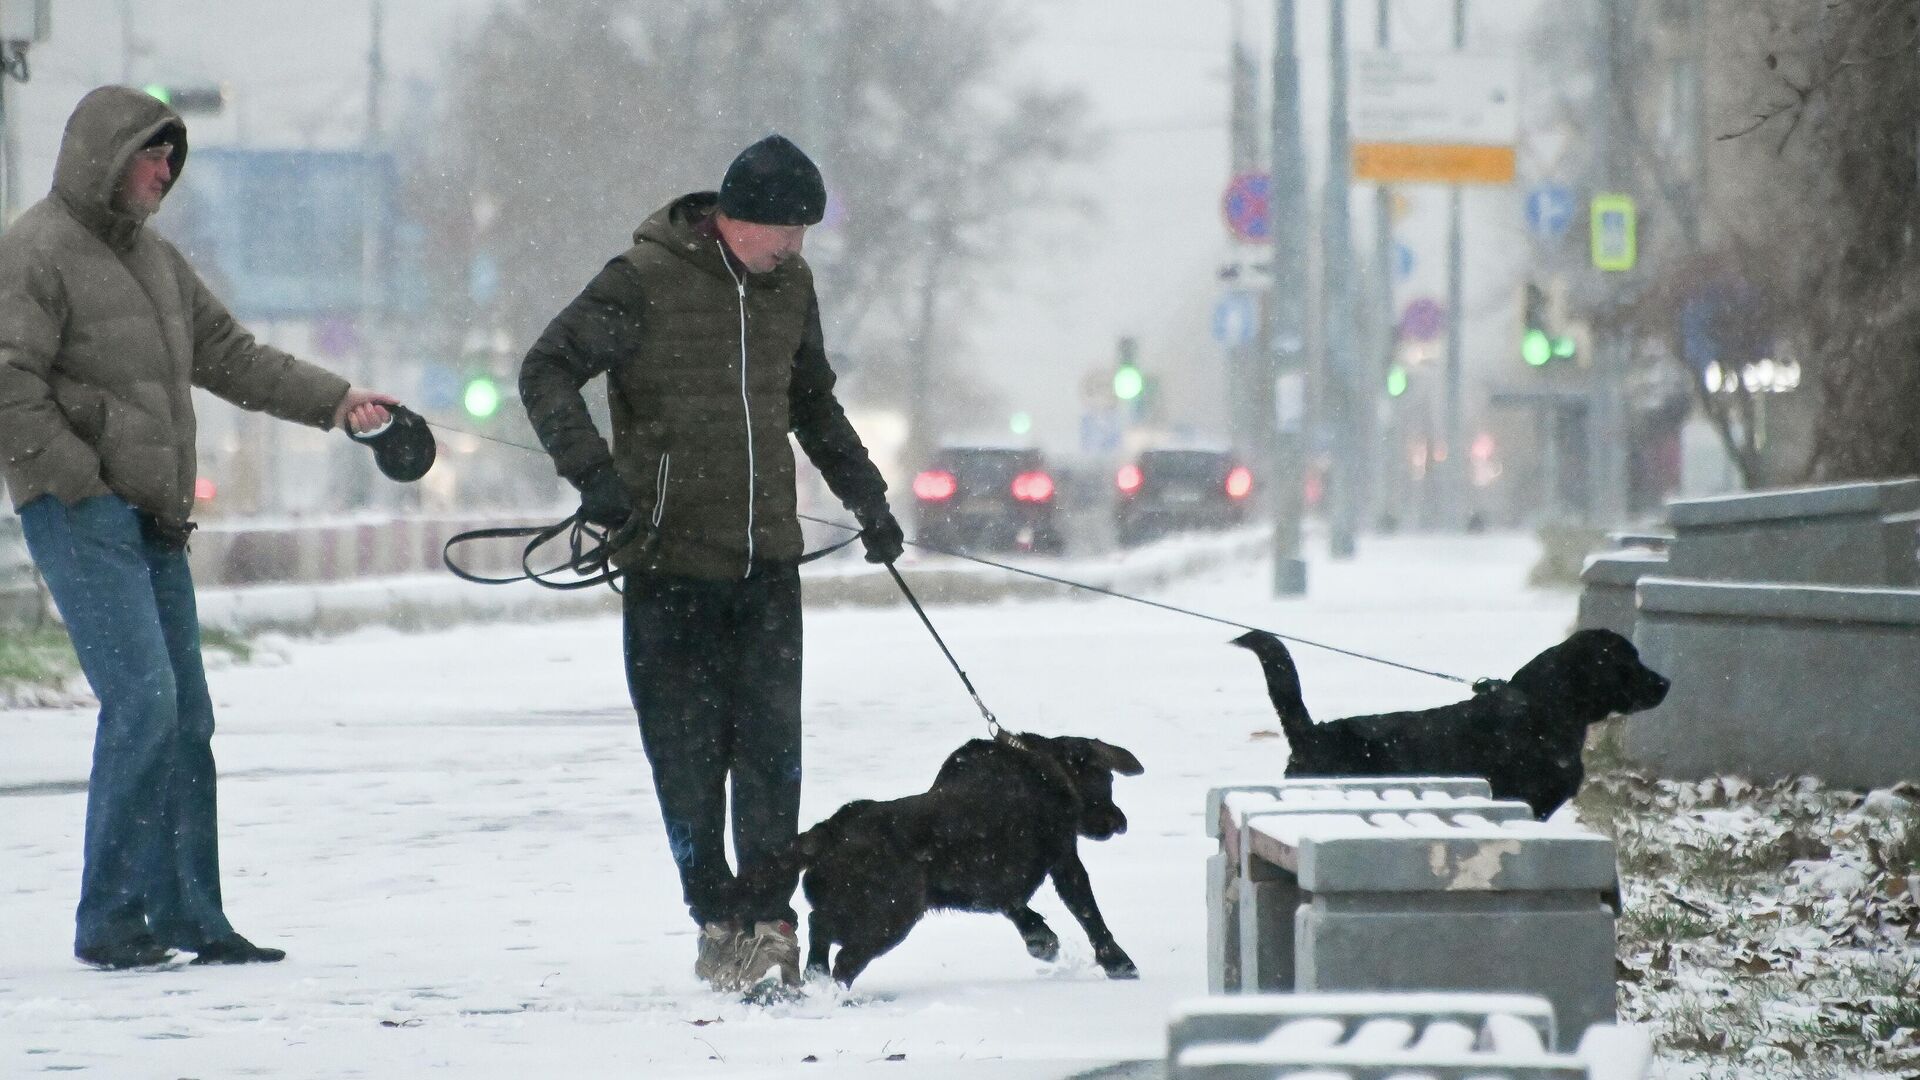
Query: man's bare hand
334 387 401 434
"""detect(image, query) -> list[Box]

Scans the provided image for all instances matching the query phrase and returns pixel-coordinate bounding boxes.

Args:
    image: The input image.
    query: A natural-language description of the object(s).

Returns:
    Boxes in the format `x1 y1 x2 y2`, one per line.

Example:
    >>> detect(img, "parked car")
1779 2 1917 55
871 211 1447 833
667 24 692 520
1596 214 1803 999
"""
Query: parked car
912 446 1064 555
1114 448 1253 547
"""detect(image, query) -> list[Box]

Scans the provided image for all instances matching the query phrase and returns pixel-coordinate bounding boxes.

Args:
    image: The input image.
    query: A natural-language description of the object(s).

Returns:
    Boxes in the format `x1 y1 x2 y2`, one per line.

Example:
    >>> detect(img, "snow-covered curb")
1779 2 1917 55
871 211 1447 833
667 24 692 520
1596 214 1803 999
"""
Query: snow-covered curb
192 527 1274 637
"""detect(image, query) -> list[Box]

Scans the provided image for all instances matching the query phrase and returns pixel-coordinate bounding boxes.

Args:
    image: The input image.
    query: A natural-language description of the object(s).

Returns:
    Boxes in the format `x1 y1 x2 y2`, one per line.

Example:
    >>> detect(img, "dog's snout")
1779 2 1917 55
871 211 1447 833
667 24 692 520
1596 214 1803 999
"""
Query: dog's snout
1083 806 1127 840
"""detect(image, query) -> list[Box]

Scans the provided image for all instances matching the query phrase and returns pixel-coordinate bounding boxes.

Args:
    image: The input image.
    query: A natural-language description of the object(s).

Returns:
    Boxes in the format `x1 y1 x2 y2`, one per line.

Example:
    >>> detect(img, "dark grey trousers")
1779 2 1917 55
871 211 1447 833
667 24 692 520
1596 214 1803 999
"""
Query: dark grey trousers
622 562 802 926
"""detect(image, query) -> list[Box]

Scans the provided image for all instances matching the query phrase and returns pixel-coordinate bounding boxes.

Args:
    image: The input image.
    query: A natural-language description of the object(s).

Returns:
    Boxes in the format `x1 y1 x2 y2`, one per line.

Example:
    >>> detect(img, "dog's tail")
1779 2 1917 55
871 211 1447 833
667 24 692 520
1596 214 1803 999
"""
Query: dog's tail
1230 630 1314 747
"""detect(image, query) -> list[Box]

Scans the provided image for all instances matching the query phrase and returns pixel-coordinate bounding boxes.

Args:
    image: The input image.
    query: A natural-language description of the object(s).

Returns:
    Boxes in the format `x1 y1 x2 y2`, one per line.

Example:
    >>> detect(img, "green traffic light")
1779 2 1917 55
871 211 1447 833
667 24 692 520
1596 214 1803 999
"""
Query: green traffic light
1552 335 1577 360
1009 412 1032 435
463 377 501 419
1113 364 1144 401
143 84 171 105
1522 329 1552 367
1386 364 1409 398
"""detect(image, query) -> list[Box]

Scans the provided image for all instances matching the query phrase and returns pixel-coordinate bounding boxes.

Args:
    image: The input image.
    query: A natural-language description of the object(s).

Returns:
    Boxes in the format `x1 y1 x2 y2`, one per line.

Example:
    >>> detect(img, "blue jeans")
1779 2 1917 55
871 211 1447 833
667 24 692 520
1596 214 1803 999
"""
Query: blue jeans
19 494 235 953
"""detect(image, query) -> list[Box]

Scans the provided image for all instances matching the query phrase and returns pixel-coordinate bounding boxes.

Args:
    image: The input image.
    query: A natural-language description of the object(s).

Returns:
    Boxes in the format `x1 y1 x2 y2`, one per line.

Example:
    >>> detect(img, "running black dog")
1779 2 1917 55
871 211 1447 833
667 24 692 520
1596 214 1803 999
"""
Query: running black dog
1231 628 1669 818
773 732 1144 986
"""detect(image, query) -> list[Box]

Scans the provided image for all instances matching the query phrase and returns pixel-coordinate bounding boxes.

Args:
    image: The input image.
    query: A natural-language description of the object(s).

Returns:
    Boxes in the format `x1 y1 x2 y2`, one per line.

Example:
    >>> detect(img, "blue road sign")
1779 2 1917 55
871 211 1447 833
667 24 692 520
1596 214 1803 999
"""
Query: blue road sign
1393 241 1415 282
1526 184 1576 240
1212 291 1258 347
155 148 421 321
1222 172 1272 243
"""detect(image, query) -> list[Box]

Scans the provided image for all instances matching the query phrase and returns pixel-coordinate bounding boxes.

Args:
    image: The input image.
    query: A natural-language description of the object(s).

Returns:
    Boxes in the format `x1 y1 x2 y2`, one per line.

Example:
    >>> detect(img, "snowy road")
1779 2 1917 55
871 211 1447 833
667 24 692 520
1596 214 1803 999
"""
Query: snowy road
2 532 1573 1079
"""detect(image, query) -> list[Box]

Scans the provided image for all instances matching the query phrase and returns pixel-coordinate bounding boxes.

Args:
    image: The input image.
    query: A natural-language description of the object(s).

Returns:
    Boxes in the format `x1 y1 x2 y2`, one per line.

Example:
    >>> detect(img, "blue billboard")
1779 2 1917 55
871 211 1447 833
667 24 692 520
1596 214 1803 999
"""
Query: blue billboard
155 148 420 321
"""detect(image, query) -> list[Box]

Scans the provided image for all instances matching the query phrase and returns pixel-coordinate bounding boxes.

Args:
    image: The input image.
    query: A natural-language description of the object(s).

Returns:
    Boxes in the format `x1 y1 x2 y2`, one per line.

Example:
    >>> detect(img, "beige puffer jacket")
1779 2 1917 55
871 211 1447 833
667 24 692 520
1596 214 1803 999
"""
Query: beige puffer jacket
0 85 350 529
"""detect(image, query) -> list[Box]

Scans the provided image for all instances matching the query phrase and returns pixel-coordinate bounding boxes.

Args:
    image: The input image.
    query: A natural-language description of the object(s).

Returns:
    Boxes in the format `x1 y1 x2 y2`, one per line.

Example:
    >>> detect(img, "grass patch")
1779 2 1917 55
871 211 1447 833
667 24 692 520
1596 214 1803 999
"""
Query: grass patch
0 623 254 693
1591 763 1920 1077
0 625 79 687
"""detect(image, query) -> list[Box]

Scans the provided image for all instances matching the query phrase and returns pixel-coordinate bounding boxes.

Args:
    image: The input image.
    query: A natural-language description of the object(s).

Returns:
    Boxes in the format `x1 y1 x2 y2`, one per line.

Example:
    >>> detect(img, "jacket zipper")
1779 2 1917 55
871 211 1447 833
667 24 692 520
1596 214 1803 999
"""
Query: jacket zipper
651 453 672 529
718 242 755 577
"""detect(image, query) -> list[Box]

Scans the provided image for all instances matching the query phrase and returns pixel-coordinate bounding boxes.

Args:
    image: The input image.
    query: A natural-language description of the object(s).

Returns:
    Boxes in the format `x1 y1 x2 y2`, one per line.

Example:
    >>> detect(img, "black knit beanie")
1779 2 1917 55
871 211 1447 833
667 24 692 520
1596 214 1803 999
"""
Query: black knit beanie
718 135 826 226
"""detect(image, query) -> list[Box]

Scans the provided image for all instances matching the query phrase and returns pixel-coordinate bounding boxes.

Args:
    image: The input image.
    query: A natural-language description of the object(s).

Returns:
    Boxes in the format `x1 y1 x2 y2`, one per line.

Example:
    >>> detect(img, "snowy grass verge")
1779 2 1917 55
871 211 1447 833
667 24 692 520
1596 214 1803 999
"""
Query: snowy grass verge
1577 723 1920 1078
0 625 252 708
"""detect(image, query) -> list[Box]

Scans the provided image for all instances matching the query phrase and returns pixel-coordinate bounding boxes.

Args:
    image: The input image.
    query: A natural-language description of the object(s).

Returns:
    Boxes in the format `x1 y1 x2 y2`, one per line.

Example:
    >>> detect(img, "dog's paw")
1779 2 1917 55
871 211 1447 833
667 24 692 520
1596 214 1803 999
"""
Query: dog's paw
1024 931 1061 962
1096 948 1138 979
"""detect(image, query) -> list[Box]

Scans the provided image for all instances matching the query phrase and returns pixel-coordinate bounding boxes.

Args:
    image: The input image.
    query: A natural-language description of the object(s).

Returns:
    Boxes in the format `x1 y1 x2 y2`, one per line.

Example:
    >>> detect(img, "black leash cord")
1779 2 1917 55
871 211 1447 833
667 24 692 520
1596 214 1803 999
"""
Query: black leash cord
882 562 1008 740
405 412 1467 686
801 513 1472 687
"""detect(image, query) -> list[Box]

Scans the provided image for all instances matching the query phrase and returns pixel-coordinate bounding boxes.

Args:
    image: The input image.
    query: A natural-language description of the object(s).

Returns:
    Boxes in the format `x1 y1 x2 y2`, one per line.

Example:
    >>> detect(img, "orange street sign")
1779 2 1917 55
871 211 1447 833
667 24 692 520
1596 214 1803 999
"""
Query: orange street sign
1353 142 1517 185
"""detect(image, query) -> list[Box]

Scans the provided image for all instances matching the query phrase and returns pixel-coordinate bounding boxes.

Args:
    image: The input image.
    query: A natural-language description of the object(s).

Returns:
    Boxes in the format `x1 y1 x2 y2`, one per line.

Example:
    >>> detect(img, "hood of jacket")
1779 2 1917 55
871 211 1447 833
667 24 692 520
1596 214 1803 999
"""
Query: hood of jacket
631 191 811 287
51 86 188 250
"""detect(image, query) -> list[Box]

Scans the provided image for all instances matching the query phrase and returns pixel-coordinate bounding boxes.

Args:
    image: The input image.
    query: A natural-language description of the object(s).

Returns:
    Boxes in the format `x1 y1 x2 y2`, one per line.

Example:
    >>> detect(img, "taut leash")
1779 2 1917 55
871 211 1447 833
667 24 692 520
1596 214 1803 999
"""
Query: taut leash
799 513 1472 687
407 412 1470 686
881 562 1017 744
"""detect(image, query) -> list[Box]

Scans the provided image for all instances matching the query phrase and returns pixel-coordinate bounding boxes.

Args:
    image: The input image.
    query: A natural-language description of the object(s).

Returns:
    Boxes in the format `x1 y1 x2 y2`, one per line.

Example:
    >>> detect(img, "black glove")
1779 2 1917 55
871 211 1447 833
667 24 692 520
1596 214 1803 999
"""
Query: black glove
574 463 635 529
854 504 905 565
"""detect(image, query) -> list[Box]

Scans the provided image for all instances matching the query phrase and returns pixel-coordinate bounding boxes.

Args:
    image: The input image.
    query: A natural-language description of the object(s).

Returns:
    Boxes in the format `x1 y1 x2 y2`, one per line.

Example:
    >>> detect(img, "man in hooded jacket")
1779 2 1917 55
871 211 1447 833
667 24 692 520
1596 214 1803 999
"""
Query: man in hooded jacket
519 135 905 993
0 86 397 969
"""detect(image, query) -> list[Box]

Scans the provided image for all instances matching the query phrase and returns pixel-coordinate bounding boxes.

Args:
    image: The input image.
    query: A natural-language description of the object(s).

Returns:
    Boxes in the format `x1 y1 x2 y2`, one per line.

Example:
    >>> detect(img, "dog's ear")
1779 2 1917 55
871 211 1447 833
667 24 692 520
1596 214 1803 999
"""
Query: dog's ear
1089 739 1145 776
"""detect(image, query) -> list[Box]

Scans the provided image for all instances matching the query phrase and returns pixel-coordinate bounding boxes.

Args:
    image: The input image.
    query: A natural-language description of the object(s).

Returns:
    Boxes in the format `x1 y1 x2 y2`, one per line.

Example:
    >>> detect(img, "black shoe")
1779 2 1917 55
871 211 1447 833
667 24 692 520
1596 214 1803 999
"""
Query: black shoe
76 936 175 970
188 933 286 965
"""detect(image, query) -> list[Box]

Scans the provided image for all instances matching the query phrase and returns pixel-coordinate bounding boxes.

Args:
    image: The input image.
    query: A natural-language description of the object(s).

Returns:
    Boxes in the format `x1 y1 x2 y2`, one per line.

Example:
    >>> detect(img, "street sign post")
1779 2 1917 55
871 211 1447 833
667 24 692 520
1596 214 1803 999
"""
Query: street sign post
1526 184 1575 239
1222 171 1272 243
1349 51 1519 185
1212 291 1258 346
1591 193 1637 271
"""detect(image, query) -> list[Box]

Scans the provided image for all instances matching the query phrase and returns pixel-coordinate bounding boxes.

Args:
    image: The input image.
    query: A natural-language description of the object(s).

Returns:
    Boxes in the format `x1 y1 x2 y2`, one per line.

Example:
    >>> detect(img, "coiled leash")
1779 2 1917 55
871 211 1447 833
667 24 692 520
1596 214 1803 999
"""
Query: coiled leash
442 512 860 593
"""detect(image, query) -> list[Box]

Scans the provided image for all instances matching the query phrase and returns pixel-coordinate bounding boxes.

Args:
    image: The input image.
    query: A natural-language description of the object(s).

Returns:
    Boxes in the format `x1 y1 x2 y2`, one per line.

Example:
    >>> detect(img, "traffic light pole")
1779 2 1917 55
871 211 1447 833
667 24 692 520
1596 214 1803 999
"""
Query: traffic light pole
1370 0 1397 532
1321 0 1360 560
1440 0 1468 529
1268 0 1309 596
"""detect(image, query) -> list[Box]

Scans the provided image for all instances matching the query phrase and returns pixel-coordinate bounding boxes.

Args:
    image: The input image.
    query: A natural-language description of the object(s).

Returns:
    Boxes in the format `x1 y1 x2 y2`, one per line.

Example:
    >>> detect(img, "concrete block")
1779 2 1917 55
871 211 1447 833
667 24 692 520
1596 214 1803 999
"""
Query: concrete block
1625 577 1920 787
1207 778 1493 839
1237 814 1618 1048
1664 478 1920 587
1207 780 1503 994
1576 550 1667 636
1169 992 1632 1079
1166 992 1555 1071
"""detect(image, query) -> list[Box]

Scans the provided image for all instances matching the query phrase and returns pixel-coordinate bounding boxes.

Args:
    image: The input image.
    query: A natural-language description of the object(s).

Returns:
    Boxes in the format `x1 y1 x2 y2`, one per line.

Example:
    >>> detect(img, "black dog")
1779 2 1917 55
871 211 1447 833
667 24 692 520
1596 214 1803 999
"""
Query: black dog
770 732 1144 987
1232 628 1669 818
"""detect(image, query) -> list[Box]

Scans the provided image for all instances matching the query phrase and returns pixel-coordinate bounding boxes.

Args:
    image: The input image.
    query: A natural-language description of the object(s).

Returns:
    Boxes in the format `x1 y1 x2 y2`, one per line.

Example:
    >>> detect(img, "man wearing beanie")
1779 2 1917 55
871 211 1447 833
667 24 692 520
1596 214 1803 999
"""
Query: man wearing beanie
0 87 397 970
520 134 905 994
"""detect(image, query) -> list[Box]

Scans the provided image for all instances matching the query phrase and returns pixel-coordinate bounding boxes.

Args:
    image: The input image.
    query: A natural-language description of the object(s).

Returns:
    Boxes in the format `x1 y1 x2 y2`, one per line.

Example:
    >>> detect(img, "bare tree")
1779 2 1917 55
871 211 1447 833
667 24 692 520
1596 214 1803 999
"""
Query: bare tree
410 0 1094 462
1709 0 1920 481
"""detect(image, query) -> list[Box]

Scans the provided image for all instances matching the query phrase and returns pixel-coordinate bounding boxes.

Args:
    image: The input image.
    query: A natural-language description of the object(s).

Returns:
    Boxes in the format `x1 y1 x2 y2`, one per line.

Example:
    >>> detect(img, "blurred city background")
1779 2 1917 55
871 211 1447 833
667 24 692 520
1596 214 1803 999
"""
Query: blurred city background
0 0 1908 580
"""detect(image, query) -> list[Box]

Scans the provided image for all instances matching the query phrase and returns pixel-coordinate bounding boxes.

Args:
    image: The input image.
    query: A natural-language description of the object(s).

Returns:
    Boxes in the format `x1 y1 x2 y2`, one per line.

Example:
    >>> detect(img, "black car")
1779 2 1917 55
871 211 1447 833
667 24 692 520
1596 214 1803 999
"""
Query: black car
1113 449 1253 547
912 446 1064 555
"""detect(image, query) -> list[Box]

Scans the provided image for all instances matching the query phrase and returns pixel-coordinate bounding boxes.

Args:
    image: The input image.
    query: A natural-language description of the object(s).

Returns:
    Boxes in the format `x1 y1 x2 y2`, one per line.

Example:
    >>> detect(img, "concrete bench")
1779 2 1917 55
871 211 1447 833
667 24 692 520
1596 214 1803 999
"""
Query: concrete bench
1206 780 1534 995
1168 993 1652 1080
1239 813 1618 1047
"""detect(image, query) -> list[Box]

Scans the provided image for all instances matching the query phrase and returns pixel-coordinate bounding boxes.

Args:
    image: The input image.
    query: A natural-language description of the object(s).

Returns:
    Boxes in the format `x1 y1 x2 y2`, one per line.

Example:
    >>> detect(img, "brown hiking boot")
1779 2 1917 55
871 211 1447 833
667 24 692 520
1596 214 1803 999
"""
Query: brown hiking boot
735 920 802 990
694 921 746 990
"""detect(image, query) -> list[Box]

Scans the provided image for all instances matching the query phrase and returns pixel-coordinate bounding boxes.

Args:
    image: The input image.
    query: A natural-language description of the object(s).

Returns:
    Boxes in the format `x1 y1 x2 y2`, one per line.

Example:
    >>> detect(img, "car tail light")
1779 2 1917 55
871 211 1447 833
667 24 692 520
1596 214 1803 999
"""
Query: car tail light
1011 471 1055 503
1116 464 1143 495
913 469 957 501
1225 465 1253 500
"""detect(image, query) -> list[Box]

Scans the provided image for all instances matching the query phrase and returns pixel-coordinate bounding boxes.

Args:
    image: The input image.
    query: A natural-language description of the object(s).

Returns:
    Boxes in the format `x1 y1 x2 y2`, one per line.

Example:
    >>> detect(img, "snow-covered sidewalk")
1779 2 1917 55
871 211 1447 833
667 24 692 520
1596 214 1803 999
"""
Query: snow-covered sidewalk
1 532 1572 1079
